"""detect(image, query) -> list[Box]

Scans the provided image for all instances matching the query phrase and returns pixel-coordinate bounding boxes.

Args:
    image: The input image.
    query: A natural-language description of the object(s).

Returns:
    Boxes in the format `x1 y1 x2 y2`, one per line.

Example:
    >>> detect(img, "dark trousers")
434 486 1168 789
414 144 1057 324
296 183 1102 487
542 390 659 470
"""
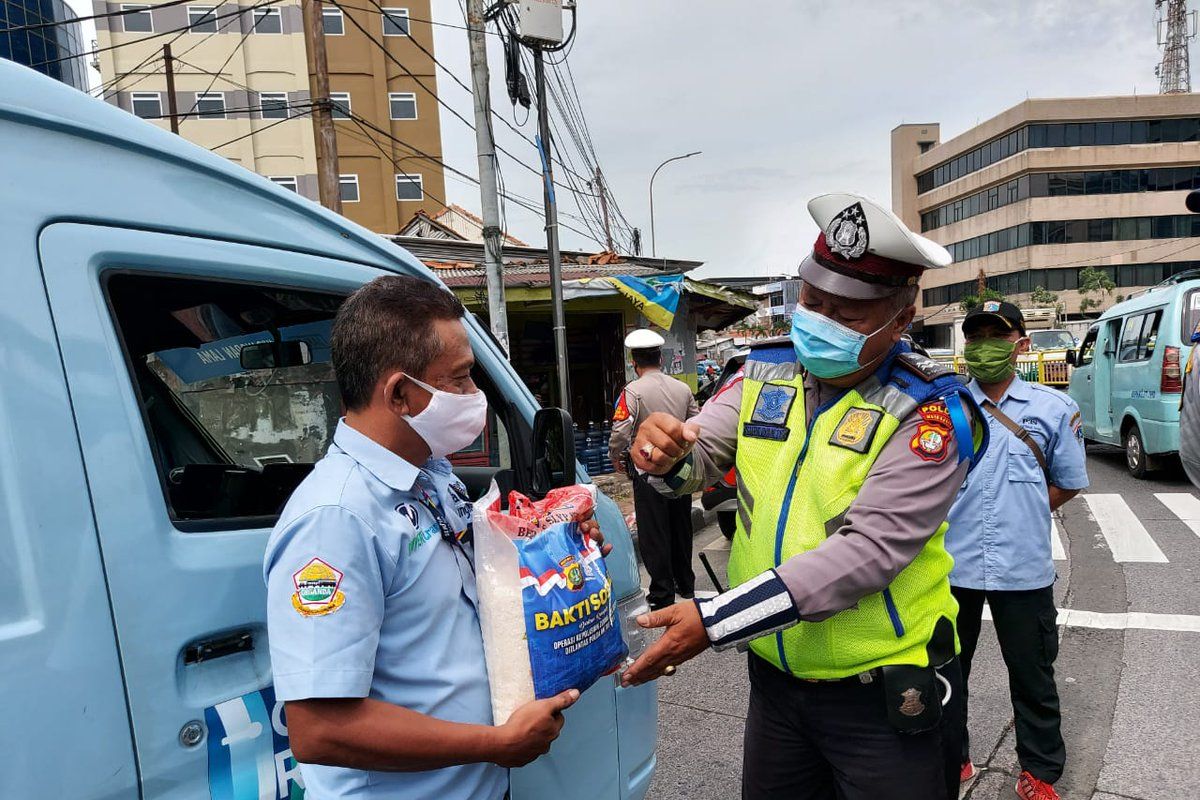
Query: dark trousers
742 653 963 800
952 585 1065 783
631 474 694 609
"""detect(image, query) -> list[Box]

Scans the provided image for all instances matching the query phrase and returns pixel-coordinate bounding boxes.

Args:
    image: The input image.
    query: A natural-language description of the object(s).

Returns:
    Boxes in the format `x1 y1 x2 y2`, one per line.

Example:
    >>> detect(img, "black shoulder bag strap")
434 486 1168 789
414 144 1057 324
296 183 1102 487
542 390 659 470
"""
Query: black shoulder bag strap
980 399 1051 482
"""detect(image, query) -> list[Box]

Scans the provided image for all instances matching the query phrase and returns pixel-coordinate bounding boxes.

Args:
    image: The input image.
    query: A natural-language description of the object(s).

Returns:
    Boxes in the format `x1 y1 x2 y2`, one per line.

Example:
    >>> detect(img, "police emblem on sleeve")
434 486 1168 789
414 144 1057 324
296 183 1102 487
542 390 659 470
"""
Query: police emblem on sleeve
291 558 346 617
899 687 926 717
830 408 883 453
825 202 870 260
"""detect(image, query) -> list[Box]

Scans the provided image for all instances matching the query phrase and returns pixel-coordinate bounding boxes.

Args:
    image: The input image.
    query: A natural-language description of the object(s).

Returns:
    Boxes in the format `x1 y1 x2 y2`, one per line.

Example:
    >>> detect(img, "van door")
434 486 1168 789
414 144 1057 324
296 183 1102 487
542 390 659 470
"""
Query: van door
1093 317 1124 440
38 223 385 799
1069 326 1099 439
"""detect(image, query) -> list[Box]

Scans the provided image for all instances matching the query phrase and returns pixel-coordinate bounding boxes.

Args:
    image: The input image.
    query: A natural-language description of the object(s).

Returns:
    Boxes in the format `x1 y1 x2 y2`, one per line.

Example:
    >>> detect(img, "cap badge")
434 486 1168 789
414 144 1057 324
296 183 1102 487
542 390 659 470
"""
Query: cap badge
824 202 870 260
983 301 1001 312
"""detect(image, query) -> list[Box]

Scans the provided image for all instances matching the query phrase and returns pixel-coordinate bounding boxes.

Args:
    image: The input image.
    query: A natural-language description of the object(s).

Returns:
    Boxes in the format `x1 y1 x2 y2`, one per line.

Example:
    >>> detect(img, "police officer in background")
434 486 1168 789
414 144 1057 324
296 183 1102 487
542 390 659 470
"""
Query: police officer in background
609 328 700 610
621 194 989 800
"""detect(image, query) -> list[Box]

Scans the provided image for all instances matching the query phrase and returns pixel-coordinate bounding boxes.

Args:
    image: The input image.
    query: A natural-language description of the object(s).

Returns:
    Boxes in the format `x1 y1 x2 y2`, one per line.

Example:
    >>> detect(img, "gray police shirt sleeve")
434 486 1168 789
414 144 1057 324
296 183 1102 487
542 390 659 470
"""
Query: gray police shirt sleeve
265 505 394 701
608 387 639 463
649 377 741 496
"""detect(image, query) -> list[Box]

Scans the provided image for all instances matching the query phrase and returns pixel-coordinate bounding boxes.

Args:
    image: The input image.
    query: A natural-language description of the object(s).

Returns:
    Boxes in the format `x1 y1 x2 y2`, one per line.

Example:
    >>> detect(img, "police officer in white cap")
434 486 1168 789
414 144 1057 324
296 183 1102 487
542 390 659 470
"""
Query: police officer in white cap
620 194 990 800
608 328 700 610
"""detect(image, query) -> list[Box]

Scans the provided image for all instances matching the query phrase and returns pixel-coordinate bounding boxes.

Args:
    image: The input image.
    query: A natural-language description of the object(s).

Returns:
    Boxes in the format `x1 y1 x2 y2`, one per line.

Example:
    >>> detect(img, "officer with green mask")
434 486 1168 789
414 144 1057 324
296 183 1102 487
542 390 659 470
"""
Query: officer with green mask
619 193 989 800
948 302 1088 800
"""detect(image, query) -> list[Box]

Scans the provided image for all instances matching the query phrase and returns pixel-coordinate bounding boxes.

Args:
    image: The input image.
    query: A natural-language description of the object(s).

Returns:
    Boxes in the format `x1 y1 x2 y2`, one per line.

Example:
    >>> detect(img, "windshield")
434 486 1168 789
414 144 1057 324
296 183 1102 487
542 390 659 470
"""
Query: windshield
1029 330 1076 351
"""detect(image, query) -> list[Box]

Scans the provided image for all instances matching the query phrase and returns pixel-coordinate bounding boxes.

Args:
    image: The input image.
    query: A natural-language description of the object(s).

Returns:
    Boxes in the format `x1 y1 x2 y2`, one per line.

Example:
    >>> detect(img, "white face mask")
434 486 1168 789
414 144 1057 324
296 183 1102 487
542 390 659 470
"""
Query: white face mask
402 375 488 460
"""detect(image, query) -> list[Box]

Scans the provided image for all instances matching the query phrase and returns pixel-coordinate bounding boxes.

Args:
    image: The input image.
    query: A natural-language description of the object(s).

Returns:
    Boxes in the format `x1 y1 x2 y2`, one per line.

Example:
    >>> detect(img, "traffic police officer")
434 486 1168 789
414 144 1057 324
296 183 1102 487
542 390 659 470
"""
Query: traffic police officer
608 328 700 609
949 302 1087 800
621 194 988 800
264 276 599 799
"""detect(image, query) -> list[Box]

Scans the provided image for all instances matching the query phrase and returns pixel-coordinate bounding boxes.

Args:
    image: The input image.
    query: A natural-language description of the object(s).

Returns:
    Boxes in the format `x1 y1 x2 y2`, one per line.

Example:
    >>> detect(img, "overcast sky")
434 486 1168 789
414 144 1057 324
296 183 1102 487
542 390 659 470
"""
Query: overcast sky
429 1 1172 278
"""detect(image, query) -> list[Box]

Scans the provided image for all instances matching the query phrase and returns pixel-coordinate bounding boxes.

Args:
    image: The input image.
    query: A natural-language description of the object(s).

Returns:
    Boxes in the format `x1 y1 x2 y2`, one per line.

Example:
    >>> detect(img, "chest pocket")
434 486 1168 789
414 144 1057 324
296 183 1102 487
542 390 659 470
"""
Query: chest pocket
1006 435 1045 483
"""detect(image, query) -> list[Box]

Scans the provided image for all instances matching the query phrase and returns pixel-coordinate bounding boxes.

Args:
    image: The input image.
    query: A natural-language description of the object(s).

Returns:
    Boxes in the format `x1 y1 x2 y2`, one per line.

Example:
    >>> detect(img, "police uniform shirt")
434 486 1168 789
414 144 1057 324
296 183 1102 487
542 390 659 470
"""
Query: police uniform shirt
264 420 506 800
607 369 699 463
654 360 972 647
946 376 1089 591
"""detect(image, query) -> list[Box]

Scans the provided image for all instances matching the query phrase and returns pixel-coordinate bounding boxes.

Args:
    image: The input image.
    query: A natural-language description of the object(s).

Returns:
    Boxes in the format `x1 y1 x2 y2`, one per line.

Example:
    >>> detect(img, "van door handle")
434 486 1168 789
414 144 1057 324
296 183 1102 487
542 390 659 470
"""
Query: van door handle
184 630 254 665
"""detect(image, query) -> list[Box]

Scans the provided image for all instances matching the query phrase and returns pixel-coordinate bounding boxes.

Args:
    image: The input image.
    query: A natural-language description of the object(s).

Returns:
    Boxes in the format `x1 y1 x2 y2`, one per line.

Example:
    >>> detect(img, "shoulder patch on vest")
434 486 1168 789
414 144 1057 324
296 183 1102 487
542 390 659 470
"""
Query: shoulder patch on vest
896 351 954 382
829 408 883 454
743 383 796 441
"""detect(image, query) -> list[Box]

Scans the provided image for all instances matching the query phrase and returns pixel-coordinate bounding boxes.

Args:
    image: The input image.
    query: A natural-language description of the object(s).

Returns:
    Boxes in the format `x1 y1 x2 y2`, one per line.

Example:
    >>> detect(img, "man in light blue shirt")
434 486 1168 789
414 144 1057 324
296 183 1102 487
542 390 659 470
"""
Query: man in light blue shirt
946 302 1088 800
264 276 586 800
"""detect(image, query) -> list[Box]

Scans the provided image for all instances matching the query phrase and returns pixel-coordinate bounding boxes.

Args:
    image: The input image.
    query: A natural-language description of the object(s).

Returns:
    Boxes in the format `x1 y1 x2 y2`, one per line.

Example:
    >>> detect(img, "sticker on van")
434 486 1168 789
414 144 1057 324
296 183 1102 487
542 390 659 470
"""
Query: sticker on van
205 686 305 800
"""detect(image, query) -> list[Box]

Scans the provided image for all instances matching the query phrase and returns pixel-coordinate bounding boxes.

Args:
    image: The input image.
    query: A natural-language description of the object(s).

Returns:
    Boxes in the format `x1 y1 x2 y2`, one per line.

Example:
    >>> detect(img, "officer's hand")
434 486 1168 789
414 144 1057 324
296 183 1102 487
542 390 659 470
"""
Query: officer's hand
619 601 709 687
630 413 700 475
579 515 612 557
493 689 580 767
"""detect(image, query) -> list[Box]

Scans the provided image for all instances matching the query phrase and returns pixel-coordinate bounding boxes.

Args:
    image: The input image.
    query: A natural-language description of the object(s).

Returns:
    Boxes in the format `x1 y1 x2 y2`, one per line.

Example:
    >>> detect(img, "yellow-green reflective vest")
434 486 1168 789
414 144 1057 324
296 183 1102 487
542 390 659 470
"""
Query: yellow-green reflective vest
727 343 985 679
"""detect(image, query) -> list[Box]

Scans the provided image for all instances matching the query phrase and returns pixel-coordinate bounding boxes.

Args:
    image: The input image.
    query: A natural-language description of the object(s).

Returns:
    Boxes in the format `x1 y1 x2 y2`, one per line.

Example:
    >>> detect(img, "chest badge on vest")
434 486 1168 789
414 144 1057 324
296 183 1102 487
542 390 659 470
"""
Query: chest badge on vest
743 383 797 441
829 408 883 454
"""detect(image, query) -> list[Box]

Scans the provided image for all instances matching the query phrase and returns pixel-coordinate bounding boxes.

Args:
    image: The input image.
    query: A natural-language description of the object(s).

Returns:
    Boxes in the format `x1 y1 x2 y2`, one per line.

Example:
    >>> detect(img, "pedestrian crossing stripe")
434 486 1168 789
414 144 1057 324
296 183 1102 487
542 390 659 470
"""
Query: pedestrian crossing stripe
1153 493 1200 539
981 606 1200 634
1083 494 1169 563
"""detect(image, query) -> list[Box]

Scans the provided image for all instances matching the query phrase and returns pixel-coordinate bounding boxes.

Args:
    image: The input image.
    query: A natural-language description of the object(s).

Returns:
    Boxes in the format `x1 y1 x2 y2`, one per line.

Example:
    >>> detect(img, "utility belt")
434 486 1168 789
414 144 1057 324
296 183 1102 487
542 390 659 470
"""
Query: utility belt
749 652 955 735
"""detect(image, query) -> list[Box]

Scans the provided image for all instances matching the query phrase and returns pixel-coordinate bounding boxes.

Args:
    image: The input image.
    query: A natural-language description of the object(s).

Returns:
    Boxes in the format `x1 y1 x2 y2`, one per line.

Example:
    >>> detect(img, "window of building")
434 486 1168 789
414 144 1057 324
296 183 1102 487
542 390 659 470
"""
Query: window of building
121 4 153 32
253 7 283 34
131 92 162 119
270 176 299 192
322 6 344 34
187 5 217 32
195 92 226 119
381 7 409 35
388 92 417 120
395 173 423 201
339 174 360 203
259 92 289 119
329 92 351 119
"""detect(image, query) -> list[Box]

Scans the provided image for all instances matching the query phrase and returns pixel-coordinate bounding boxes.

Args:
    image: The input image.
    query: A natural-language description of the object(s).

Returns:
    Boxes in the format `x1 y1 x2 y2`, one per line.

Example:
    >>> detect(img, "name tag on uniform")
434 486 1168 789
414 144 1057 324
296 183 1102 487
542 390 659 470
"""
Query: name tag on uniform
743 384 796 441
829 408 883 454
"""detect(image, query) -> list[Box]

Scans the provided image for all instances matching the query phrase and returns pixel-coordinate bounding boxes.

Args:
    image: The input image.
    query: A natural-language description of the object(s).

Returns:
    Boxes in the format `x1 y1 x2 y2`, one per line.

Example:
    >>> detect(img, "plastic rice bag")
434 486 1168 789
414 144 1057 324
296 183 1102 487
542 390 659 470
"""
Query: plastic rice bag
473 482 628 725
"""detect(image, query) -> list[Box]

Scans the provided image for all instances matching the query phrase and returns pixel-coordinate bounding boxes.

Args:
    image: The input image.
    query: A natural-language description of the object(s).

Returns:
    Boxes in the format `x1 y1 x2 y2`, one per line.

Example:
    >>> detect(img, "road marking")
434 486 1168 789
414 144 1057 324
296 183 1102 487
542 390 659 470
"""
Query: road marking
1050 517 1067 561
1154 492 1200 539
983 605 1200 634
1082 494 1168 563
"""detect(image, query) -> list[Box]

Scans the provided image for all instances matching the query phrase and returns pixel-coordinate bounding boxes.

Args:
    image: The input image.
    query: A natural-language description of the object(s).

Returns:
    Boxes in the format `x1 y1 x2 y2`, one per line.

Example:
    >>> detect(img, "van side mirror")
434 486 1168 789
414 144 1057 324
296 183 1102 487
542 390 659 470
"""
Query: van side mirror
1066 349 1077 366
240 340 312 370
531 407 576 498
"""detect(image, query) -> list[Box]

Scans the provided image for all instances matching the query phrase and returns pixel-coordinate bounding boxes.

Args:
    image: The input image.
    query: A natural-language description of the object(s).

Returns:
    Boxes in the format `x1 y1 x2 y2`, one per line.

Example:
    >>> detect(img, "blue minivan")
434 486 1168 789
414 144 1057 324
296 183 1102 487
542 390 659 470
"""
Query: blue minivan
1067 273 1200 477
0 62 655 798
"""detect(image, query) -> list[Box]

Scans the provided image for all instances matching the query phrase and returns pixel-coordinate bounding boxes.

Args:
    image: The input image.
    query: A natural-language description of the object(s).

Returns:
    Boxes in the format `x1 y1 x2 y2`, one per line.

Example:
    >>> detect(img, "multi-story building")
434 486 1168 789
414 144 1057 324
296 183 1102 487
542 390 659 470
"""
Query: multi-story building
2 0 89 90
93 0 446 233
893 95 1200 348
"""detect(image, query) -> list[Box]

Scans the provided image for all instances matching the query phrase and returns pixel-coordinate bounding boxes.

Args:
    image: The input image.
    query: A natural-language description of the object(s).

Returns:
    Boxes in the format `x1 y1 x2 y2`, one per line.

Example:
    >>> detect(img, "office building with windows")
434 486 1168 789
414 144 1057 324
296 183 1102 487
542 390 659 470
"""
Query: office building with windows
92 0 445 232
892 94 1200 348
2 0 89 89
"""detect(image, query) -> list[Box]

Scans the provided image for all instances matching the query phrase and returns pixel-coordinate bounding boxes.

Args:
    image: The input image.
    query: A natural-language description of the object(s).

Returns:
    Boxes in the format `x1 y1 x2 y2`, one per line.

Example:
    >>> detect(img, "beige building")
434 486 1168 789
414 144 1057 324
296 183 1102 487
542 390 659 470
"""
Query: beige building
94 0 446 233
892 95 1200 348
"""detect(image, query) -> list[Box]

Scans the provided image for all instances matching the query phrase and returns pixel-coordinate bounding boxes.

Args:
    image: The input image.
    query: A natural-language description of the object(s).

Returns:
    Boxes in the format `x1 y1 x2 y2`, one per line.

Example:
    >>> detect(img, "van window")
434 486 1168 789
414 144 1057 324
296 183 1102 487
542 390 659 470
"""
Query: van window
1118 310 1164 363
1183 289 1200 342
1078 327 1098 366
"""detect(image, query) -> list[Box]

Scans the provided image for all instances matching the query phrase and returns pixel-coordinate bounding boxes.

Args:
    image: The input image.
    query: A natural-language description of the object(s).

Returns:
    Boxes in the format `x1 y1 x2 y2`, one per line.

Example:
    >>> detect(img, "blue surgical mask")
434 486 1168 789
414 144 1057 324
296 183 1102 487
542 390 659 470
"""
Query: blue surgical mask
789 305 901 379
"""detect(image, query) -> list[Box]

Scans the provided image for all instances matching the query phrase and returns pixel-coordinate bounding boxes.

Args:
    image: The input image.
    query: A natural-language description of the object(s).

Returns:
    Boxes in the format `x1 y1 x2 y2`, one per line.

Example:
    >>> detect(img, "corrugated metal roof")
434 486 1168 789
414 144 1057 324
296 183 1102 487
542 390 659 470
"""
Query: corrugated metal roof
426 260 666 288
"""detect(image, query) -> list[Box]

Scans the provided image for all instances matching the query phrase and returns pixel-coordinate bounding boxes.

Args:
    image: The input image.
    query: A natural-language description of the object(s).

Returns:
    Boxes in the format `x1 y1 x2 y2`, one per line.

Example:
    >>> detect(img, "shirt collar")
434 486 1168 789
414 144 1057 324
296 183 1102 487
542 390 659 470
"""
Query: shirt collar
968 374 1032 406
332 419 421 491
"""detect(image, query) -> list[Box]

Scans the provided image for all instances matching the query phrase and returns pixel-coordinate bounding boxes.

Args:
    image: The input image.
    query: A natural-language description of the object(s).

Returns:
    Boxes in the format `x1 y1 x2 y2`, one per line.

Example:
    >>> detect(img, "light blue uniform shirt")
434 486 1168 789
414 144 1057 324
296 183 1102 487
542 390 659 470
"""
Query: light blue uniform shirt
946 376 1089 591
264 420 506 800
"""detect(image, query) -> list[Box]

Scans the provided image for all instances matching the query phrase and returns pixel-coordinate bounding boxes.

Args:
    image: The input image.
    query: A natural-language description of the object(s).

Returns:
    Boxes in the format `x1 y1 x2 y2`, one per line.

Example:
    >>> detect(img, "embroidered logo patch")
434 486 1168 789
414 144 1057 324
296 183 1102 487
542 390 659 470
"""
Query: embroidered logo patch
291 558 346 617
911 424 949 462
918 401 952 431
750 384 797 425
824 202 870 260
830 408 883 453
395 502 420 527
612 391 631 422
983 301 1001 312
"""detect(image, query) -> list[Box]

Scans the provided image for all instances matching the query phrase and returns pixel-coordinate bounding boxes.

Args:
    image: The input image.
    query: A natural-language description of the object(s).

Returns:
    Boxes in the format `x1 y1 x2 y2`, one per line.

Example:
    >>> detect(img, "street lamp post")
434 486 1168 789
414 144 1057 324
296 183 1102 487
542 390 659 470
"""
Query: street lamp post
649 151 701 257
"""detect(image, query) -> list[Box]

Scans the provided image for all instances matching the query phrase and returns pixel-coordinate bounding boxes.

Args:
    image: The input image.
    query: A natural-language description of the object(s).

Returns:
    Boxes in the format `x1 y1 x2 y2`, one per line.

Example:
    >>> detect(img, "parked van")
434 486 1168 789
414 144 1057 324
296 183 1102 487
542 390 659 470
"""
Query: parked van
0 63 655 799
1067 273 1200 477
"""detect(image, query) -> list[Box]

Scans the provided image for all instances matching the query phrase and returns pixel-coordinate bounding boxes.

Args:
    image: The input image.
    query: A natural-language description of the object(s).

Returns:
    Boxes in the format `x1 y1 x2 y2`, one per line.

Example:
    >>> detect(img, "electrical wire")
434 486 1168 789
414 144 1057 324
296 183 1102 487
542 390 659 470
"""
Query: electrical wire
0 0 194 33
208 106 315 149
176 13 260 126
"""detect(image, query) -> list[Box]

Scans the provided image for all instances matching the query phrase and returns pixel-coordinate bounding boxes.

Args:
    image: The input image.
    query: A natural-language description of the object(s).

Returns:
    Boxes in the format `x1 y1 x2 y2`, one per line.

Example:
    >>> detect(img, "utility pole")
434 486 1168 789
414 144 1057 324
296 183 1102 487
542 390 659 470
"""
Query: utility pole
301 0 341 213
534 48 570 407
162 43 179 134
594 166 614 252
467 0 509 355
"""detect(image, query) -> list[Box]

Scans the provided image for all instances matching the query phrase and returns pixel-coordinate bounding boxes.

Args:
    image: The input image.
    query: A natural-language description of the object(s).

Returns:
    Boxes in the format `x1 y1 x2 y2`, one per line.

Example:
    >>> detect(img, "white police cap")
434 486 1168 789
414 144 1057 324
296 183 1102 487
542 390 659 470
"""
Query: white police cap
799 192 952 300
624 329 665 350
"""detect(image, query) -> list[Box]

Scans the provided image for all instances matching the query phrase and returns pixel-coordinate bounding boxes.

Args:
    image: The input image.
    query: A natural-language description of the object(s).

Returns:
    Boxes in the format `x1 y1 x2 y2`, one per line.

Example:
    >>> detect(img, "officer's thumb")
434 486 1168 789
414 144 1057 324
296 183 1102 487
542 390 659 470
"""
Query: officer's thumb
680 422 700 445
636 608 673 629
548 688 580 713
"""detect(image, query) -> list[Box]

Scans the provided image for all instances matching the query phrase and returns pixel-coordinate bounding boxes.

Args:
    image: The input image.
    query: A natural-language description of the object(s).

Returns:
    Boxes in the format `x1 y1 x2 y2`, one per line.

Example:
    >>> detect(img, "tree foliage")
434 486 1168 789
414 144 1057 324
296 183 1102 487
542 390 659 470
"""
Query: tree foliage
959 288 1005 312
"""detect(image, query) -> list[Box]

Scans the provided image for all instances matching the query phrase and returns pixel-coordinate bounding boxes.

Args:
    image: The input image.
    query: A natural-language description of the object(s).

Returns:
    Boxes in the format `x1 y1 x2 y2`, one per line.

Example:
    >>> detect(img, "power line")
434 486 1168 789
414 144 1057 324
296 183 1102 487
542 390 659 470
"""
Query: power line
176 14 259 126
208 106 315 149
0 0 194 33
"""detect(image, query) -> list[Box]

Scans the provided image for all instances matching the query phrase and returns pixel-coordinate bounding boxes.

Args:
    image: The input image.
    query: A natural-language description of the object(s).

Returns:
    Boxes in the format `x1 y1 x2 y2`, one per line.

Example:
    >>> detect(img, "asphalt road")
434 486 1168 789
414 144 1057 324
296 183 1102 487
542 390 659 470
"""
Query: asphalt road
642 447 1200 800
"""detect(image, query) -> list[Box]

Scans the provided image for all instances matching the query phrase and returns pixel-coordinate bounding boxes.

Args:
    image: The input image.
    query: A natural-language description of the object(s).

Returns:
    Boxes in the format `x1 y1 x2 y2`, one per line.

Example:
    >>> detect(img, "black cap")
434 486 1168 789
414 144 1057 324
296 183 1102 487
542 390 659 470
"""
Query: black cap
963 300 1026 336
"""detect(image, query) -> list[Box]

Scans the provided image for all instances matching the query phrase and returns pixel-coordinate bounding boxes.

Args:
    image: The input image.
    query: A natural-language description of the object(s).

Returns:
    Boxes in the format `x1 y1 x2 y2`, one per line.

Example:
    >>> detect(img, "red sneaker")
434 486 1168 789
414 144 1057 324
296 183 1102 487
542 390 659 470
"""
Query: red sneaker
959 761 978 784
1015 771 1060 800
